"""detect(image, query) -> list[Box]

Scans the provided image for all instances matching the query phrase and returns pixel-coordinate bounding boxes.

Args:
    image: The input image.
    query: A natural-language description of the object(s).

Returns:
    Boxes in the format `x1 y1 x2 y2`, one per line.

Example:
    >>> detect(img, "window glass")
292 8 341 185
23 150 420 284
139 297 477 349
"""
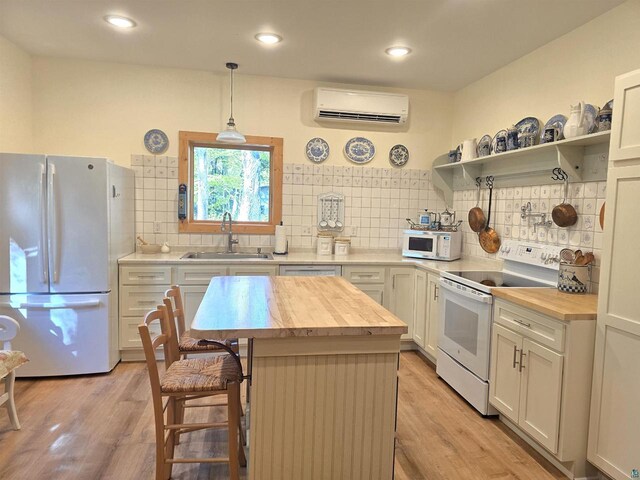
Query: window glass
192 146 271 222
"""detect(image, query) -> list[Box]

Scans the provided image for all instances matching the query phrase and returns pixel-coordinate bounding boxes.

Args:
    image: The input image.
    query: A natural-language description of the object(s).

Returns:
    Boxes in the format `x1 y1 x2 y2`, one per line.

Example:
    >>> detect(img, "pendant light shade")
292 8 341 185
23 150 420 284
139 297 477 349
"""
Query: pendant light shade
217 62 246 144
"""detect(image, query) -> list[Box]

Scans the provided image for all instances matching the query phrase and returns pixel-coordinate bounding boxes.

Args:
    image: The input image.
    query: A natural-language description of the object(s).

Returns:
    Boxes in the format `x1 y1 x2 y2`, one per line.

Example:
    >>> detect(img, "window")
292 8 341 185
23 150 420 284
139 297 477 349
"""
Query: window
178 131 283 234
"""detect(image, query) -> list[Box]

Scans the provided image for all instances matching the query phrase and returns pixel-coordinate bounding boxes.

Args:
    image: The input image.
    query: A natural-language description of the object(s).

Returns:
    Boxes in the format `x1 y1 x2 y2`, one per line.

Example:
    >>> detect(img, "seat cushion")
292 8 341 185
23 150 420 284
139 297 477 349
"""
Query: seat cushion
179 331 239 353
0 350 28 378
161 355 242 393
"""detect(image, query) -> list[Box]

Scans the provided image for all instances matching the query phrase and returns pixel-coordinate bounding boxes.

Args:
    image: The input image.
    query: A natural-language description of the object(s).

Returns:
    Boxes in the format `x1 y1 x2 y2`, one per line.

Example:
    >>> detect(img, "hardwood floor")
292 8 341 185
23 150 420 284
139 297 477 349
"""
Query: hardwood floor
0 352 564 479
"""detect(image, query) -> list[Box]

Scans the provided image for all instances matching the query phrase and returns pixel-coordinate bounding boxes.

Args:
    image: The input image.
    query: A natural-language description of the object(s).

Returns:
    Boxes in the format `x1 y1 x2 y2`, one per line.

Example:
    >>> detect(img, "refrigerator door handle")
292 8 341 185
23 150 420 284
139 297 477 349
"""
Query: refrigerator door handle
39 164 49 284
17 300 101 309
48 163 60 283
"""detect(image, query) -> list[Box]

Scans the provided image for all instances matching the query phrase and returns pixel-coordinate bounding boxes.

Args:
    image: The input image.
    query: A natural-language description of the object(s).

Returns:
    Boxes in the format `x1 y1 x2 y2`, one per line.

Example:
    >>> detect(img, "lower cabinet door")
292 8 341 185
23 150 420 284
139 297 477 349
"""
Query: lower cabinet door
412 270 428 348
489 324 522 423
388 268 415 340
425 274 440 358
518 338 563 454
180 285 209 331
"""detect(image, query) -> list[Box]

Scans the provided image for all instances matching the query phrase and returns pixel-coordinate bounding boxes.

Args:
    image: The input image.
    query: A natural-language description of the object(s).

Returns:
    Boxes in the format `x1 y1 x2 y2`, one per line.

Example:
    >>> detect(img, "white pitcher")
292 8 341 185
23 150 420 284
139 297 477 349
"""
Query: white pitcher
563 102 587 139
461 138 478 161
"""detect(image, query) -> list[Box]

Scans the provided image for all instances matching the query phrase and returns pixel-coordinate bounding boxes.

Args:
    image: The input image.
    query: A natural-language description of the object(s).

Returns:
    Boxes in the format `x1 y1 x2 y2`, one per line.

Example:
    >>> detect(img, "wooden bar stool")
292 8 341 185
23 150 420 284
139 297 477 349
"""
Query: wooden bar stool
138 305 246 480
0 315 28 430
164 285 239 358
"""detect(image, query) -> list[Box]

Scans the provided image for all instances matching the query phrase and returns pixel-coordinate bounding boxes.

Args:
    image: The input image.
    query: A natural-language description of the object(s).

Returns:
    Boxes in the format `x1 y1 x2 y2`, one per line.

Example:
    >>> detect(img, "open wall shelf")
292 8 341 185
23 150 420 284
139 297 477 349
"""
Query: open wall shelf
431 131 610 204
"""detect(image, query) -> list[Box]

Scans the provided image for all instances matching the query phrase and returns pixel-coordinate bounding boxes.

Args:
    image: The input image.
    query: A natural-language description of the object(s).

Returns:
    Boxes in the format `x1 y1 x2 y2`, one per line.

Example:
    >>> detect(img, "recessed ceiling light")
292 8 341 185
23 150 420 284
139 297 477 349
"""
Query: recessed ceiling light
255 33 282 45
385 46 412 57
104 15 137 29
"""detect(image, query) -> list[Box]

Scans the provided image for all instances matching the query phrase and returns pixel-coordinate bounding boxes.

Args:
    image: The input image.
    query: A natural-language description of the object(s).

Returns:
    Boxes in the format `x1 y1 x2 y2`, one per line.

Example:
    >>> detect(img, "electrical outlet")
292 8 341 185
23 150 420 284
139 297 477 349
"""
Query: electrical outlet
153 221 162 233
348 226 358 236
301 226 312 236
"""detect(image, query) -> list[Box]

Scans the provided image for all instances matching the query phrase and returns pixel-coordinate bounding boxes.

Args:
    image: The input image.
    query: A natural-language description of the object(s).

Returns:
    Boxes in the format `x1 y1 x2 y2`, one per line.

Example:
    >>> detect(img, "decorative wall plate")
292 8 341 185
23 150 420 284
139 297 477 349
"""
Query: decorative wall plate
144 129 169 154
389 144 409 167
477 135 492 157
515 117 540 147
584 104 599 134
305 137 330 163
541 114 568 143
491 129 507 154
344 137 375 164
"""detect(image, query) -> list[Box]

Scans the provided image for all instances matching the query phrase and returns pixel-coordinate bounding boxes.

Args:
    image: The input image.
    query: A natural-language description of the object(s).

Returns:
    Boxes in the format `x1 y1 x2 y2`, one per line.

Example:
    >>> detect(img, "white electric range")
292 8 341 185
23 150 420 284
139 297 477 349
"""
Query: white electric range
436 240 562 416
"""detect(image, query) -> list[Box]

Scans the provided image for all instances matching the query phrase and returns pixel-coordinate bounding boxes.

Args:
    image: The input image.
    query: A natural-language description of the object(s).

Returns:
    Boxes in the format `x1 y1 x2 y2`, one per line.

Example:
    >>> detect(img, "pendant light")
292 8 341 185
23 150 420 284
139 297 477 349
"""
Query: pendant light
216 62 246 144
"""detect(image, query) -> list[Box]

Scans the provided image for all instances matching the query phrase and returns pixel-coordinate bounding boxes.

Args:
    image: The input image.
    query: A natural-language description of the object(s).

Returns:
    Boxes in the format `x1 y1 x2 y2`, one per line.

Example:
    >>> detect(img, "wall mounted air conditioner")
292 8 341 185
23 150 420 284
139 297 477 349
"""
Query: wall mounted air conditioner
313 87 409 125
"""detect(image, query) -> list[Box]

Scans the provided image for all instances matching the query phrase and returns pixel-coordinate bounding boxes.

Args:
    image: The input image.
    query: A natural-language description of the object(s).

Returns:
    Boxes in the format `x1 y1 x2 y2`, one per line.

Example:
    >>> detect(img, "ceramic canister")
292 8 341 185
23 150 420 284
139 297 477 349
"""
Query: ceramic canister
506 127 519 151
597 108 612 132
558 263 591 294
316 235 333 256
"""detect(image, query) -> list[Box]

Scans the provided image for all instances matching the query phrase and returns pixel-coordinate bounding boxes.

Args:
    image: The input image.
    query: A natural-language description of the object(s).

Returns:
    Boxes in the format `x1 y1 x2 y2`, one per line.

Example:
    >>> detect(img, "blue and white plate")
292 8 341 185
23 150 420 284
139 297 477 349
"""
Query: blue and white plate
541 114 568 143
584 104 599 134
344 137 375 164
515 117 540 148
477 134 492 157
491 130 507 154
144 129 169 154
305 137 330 163
389 144 409 167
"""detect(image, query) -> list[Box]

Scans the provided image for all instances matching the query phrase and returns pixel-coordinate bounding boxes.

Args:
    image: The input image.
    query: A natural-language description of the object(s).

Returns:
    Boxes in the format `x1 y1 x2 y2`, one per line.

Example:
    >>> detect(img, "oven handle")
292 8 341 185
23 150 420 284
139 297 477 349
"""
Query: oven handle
439 278 493 304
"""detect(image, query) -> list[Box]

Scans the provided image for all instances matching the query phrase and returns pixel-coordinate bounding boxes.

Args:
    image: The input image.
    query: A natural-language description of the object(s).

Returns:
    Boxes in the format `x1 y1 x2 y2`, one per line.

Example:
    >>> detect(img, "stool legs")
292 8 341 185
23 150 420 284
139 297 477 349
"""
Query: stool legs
228 382 242 479
5 371 20 430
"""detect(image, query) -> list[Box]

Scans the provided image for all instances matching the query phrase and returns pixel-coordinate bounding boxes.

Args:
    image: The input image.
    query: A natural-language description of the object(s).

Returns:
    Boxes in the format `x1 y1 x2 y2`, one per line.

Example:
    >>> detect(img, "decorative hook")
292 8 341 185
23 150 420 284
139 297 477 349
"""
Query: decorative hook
475 177 482 188
552 168 568 181
485 175 494 188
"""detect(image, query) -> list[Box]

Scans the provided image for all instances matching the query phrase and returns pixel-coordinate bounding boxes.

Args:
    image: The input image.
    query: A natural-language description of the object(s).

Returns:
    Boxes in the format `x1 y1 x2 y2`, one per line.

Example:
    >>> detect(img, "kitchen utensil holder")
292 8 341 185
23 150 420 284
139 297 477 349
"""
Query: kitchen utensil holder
317 193 345 232
558 262 592 294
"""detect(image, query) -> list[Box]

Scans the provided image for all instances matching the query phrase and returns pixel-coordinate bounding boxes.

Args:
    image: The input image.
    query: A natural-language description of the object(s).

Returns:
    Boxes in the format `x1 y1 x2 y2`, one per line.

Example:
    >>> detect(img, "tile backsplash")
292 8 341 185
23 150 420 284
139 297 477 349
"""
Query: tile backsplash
452 181 606 290
131 155 446 250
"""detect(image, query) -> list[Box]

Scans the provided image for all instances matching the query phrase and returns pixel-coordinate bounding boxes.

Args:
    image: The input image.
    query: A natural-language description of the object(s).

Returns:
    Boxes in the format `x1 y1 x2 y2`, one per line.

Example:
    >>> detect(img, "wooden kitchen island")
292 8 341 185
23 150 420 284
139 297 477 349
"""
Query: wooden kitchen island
190 276 407 480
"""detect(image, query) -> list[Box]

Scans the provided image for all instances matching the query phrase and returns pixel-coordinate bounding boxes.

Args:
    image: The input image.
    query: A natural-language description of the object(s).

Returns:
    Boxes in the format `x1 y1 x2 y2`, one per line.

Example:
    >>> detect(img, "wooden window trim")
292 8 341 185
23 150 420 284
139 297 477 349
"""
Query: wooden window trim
178 131 283 235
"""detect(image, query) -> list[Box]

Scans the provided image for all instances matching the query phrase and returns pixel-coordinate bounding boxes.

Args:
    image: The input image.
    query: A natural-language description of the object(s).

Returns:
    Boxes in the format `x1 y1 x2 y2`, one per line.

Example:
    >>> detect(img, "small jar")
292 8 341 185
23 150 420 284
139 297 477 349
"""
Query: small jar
316 233 334 256
334 237 351 256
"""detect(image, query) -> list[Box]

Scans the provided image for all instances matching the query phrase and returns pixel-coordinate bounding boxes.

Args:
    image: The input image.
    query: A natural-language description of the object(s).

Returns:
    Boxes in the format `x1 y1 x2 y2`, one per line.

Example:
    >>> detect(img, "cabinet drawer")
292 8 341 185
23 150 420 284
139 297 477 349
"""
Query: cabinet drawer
494 299 565 352
342 265 387 284
120 286 168 317
175 266 229 285
120 316 162 349
120 266 172 285
229 266 278 276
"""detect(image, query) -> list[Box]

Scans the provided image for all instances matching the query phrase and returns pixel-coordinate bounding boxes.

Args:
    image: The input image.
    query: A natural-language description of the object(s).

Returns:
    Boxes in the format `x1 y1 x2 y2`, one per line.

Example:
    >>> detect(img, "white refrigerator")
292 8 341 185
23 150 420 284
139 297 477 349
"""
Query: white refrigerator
0 153 134 376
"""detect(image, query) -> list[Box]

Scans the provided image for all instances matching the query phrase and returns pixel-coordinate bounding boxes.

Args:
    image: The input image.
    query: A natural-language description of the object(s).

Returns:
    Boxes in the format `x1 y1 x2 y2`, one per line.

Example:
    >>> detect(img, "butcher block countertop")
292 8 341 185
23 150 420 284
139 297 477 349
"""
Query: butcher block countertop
493 288 598 321
190 275 408 339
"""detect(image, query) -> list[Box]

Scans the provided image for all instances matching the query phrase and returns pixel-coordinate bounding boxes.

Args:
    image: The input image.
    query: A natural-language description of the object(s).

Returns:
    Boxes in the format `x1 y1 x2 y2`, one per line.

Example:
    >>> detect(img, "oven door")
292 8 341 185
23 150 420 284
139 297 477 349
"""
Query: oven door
438 278 493 380
402 232 437 259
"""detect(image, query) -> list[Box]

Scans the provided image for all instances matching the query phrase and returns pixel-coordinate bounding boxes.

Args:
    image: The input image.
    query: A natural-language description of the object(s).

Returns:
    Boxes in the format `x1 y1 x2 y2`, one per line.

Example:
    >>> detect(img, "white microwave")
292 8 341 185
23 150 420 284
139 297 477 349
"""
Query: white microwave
402 230 462 261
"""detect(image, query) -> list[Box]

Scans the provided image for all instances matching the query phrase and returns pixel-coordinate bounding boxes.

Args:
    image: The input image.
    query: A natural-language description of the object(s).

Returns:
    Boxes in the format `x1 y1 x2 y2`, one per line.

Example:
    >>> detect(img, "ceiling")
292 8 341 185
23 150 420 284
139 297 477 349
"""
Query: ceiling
0 0 625 91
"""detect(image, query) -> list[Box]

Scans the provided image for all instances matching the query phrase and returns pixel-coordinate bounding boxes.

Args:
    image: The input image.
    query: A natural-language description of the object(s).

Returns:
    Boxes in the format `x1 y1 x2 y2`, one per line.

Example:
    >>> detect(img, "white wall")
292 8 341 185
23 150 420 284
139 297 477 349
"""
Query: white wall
0 35 32 152
31 57 453 169
450 0 640 146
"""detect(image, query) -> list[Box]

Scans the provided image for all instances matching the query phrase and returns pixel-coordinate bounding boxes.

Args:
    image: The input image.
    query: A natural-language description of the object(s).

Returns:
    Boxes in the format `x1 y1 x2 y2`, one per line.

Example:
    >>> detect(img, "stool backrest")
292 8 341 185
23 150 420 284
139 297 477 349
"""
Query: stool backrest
0 315 20 350
164 285 187 337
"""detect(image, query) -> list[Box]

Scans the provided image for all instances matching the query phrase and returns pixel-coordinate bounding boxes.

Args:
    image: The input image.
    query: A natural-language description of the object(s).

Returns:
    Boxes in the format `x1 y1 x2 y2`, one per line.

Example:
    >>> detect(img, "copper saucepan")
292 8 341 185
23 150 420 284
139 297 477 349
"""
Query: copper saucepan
479 176 501 254
468 178 486 232
552 175 578 227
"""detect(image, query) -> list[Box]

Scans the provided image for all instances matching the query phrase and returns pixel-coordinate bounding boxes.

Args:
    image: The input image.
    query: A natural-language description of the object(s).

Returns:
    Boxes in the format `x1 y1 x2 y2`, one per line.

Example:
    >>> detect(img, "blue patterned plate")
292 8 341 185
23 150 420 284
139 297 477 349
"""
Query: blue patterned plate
541 114 568 143
344 137 375 164
144 129 169 154
584 104 599 134
515 117 540 148
305 137 330 163
491 130 507 154
477 134 492 157
389 144 409 167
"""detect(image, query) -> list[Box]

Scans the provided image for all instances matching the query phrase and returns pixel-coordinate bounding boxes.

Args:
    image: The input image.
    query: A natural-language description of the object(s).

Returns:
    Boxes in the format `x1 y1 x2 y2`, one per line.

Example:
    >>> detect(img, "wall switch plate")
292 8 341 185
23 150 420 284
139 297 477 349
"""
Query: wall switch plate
348 226 358 236
153 221 162 233
301 226 312 236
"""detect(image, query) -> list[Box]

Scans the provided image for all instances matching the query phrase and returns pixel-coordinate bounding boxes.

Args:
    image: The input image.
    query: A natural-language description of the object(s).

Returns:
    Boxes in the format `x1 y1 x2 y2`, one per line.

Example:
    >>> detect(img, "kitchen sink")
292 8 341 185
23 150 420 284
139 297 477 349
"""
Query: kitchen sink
180 252 274 260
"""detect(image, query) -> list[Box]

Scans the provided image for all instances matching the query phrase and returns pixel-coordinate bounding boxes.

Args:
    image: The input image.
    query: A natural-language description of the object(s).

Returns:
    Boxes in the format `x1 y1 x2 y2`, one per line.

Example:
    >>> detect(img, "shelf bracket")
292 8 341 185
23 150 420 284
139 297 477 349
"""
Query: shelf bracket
431 154 453 205
556 145 584 182
461 163 482 185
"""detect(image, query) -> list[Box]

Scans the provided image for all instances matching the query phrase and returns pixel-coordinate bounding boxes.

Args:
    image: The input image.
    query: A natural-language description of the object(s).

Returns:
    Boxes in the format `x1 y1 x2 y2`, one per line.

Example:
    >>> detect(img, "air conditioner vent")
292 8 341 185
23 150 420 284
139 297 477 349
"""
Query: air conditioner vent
313 88 408 126
317 110 402 124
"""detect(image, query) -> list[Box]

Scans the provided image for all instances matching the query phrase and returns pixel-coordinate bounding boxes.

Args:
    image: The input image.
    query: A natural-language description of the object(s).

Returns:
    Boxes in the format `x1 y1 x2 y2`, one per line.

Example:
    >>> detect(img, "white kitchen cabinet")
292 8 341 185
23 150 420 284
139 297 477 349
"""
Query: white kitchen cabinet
489 323 522 424
491 299 596 479
588 68 640 480
228 265 278 276
342 265 386 306
518 338 563 453
412 270 427 348
387 267 415 340
180 285 209 331
175 266 228 285
425 274 440 358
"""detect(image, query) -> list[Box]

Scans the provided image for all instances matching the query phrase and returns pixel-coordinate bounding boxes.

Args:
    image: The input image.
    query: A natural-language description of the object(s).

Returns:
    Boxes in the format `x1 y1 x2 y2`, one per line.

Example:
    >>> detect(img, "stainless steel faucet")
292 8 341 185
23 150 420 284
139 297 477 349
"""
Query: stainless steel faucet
221 211 239 253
